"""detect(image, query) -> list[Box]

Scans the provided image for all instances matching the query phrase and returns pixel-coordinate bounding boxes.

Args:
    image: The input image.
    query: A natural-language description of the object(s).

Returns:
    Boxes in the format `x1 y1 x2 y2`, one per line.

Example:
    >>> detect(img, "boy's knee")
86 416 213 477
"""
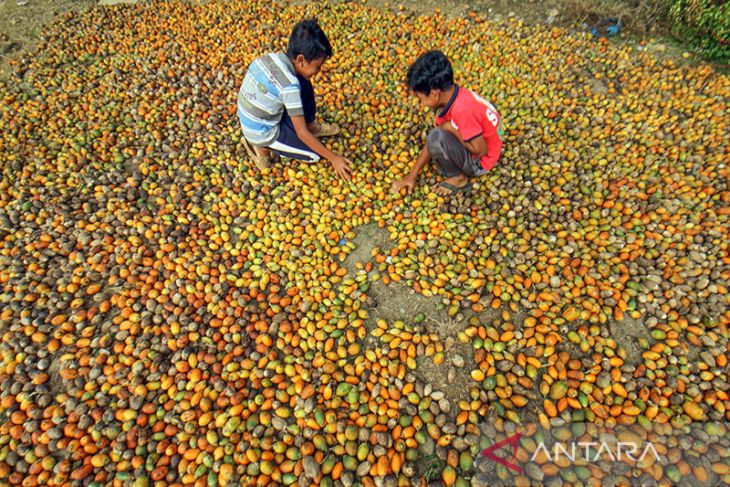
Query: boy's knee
426 128 448 157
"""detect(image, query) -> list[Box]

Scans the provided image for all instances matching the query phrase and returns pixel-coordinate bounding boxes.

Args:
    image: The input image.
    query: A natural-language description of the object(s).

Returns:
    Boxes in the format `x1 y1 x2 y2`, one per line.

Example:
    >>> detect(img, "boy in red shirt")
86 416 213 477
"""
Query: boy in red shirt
391 50 502 195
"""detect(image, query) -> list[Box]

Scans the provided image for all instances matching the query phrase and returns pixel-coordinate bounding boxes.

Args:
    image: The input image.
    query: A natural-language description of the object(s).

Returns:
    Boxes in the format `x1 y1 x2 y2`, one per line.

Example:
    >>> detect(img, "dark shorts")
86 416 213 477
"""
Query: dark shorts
269 75 320 163
426 128 488 178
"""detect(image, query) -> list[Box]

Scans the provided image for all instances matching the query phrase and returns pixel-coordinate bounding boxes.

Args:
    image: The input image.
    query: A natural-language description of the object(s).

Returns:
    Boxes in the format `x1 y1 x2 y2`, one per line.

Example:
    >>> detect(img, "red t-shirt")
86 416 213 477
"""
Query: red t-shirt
434 86 502 170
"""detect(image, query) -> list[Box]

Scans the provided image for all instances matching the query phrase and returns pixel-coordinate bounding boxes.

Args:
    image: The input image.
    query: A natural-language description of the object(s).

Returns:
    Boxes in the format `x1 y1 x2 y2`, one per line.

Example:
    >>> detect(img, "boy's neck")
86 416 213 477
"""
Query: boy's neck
437 85 457 111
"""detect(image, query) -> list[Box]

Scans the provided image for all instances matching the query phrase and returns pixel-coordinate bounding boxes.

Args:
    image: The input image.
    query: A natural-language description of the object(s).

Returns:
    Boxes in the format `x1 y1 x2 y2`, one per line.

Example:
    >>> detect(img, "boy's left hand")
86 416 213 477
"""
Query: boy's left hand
331 155 353 180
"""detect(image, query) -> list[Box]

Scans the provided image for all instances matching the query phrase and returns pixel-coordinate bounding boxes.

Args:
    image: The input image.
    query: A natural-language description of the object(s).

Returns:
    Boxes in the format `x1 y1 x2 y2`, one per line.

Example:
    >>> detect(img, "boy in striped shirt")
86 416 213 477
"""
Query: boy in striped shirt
238 19 352 180
391 50 503 196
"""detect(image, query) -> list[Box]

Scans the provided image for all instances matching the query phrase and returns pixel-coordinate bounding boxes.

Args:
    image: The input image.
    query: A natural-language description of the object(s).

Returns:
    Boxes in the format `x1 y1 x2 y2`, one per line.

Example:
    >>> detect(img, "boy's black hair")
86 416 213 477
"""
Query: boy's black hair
406 50 454 94
287 18 333 62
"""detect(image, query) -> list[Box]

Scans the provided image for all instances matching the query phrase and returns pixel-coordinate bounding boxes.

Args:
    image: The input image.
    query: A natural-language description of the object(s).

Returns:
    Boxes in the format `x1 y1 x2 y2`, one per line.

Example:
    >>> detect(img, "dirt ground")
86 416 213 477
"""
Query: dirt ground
341 223 484 409
0 0 94 80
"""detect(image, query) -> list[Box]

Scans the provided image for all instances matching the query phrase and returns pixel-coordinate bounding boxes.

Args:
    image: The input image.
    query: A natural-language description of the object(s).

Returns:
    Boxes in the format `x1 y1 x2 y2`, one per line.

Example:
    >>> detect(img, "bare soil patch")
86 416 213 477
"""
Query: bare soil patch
0 0 94 81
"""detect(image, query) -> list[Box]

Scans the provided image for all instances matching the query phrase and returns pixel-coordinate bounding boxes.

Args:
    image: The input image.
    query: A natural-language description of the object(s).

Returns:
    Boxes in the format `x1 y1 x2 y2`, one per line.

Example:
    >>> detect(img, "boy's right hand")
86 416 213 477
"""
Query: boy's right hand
331 155 352 180
391 175 416 195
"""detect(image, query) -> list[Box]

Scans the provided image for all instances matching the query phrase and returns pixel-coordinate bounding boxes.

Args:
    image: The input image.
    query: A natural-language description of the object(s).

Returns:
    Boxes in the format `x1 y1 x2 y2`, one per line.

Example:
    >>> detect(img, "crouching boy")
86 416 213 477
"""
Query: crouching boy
238 18 352 180
391 50 502 195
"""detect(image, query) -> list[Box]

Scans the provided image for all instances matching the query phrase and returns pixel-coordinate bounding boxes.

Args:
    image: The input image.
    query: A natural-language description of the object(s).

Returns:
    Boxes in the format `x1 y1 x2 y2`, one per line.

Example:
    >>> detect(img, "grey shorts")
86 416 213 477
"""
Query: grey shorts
426 128 488 178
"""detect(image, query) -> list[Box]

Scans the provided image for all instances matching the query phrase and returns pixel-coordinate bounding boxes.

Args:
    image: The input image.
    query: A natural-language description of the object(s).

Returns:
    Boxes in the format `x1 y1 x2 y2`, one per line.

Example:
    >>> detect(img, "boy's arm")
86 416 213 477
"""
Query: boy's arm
390 142 430 194
290 115 352 180
463 135 488 158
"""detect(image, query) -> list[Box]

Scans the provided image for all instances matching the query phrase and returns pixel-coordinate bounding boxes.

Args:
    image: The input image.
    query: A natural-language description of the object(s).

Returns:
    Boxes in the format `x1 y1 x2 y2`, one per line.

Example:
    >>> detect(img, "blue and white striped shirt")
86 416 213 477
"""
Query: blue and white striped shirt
237 52 303 146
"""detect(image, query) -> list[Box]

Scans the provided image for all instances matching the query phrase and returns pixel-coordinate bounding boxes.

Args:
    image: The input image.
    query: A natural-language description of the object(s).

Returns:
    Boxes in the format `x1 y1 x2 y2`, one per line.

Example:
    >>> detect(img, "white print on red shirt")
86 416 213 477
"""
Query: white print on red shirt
471 93 500 128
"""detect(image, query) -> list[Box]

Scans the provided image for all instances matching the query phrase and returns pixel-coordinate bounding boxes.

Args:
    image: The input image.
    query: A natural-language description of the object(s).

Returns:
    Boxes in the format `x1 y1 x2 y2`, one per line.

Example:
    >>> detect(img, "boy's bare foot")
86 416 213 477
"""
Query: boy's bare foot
433 174 471 196
309 121 340 137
